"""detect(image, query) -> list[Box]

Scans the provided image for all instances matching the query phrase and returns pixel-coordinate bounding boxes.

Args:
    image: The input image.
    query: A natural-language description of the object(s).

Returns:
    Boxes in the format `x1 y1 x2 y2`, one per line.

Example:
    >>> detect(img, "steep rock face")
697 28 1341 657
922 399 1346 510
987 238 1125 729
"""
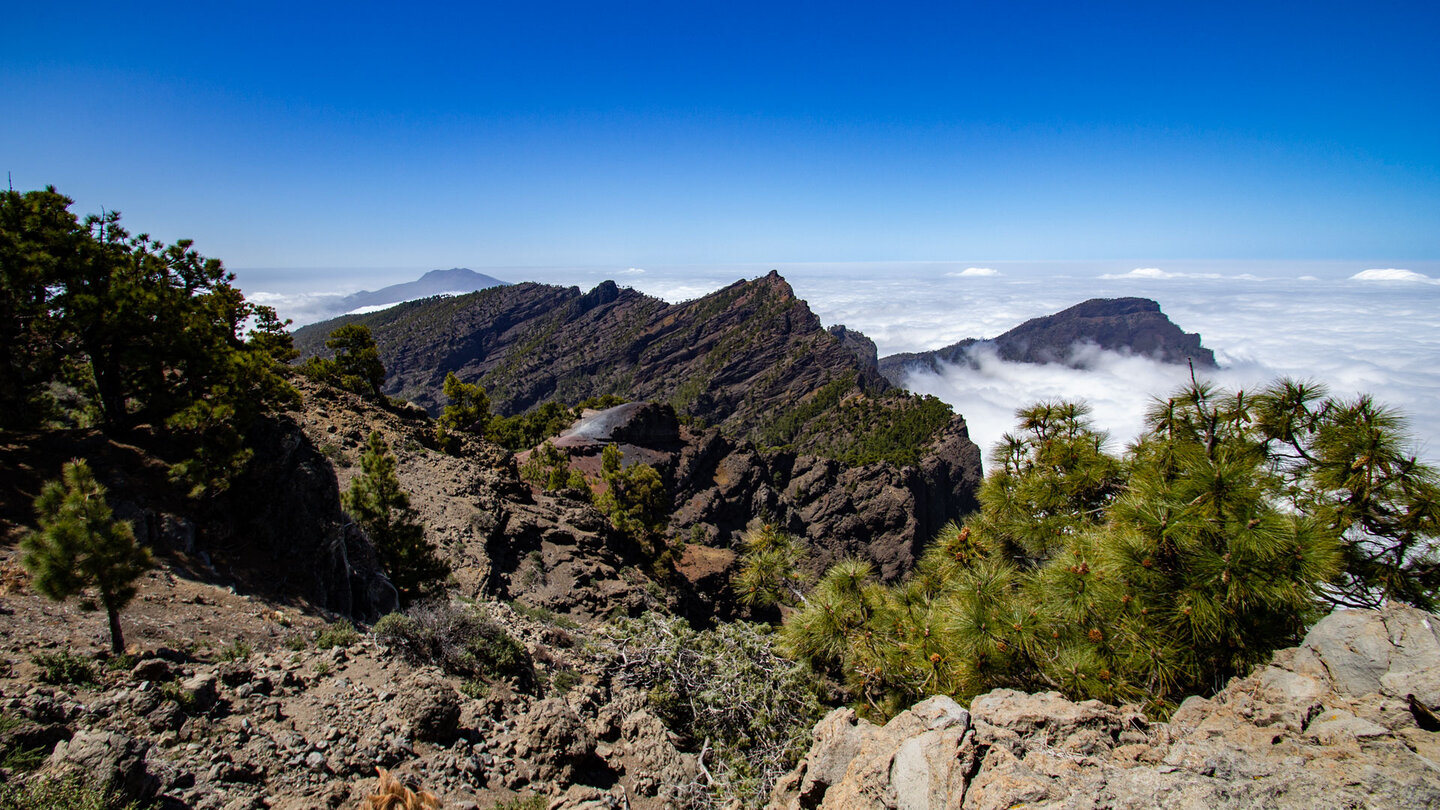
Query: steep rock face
879 297 1216 385
671 414 982 583
292 381 662 621
295 272 892 439
0 410 398 623
296 273 985 582
769 603 1440 809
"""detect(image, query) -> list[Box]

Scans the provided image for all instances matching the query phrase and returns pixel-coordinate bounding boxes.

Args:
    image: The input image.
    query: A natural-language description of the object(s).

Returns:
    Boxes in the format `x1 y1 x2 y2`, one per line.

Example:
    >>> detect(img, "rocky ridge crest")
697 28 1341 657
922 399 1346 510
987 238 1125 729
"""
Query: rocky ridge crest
768 603 1440 809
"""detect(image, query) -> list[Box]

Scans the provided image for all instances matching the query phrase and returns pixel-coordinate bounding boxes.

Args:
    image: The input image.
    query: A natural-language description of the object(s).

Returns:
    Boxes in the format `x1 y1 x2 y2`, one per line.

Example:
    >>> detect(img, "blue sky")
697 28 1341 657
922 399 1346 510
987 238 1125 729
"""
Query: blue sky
5 1 1438 267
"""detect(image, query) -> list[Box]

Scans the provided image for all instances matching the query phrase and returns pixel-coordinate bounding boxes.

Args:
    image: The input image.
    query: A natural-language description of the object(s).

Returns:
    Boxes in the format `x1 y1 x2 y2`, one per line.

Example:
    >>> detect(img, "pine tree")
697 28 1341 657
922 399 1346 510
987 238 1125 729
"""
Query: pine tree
594 444 667 537
343 432 448 604
786 378 1362 718
21 460 152 654
434 372 490 453
304 324 386 399
733 522 807 609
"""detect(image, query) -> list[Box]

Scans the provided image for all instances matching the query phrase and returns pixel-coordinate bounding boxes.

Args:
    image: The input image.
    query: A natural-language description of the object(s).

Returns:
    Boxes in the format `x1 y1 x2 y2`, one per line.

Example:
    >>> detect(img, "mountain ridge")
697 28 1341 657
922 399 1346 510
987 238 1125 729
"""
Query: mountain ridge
878 296 1216 385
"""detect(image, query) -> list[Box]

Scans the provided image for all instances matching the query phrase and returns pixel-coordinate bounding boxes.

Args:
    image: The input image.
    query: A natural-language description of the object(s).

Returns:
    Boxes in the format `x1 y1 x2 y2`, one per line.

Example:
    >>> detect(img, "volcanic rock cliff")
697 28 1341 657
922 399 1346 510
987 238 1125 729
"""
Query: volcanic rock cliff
295 271 890 433
296 272 984 580
879 297 1216 385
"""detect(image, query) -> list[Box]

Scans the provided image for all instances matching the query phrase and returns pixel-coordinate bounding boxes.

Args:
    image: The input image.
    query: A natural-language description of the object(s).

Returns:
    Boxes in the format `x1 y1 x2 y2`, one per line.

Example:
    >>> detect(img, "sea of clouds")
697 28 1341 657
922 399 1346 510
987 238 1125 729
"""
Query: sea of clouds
233 261 1440 467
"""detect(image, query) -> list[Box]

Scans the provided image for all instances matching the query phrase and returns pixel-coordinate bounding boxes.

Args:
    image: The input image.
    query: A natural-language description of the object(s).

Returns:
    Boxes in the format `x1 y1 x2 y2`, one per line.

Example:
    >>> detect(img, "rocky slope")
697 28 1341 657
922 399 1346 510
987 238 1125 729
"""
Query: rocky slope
878 297 1216 385
0 560 699 810
293 272 985 579
768 602 1440 810
539 400 981 586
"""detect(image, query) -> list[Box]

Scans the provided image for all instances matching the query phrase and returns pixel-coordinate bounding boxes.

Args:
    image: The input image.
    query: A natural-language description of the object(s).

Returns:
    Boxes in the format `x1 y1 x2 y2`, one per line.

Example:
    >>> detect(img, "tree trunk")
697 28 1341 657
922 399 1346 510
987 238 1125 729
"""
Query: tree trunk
106 603 125 655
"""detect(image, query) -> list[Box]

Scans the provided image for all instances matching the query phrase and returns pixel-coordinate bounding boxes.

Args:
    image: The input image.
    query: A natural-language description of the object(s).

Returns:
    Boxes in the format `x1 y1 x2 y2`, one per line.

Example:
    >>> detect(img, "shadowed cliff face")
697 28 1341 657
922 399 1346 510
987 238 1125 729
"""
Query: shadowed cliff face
295 272 985 583
296 271 891 438
878 296 1216 384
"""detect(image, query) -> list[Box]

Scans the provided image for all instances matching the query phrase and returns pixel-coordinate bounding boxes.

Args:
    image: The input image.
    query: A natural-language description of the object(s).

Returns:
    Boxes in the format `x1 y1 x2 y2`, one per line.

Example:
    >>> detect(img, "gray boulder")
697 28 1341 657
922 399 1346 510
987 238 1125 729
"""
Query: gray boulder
768 605 1440 810
44 730 159 804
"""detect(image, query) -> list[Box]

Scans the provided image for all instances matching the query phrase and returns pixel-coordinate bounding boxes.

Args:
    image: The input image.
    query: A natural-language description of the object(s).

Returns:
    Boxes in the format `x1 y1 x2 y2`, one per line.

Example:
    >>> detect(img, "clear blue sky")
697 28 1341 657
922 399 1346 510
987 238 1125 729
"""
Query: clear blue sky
5 1 1438 267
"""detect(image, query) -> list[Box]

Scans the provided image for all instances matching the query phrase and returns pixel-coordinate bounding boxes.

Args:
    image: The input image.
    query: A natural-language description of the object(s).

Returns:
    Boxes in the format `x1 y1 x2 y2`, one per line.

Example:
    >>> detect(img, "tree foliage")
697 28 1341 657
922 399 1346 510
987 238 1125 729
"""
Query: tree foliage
302 324 386 399
0 187 299 494
518 440 589 495
434 372 490 453
782 376 1440 718
733 523 807 610
343 432 449 604
594 444 668 537
21 460 152 654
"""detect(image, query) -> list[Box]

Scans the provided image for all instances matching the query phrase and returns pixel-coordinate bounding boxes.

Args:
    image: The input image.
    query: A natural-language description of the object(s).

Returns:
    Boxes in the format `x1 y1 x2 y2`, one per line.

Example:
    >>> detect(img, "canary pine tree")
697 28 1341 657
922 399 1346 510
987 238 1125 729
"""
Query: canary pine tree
434 372 490 453
344 432 448 604
21 460 152 654
779 377 1423 718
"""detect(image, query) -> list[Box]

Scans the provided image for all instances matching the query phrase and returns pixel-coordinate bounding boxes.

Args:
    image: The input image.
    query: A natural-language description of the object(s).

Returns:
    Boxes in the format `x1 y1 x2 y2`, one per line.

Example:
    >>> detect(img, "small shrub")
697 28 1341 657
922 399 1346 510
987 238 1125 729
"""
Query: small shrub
314 620 360 650
0 713 46 773
507 600 579 630
551 668 581 695
31 650 96 686
103 653 136 672
489 796 547 810
0 773 141 810
608 613 826 809
217 639 252 662
459 679 489 699
157 681 198 713
375 601 532 686
313 661 331 677
286 634 308 651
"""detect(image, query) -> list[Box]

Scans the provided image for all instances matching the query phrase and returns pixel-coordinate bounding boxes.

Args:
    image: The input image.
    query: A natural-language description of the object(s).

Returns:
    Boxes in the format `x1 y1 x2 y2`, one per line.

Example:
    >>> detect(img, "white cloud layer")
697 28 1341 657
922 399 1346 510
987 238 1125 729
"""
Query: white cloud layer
947 267 1000 277
1350 268 1438 284
1100 267 1263 281
236 263 1440 467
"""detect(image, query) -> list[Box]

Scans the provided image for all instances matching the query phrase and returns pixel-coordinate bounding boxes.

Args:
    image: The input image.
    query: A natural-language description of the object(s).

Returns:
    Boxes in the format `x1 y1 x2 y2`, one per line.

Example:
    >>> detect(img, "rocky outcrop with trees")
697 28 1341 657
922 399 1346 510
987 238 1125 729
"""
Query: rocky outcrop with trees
769 603 1440 809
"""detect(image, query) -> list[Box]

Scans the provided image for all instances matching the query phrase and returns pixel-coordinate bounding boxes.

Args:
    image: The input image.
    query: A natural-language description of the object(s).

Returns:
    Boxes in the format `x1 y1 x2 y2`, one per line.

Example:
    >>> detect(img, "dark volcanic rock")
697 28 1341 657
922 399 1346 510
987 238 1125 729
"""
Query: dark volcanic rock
879 297 1216 385
295 272 987 587
295 271 891 433
828 324 879 372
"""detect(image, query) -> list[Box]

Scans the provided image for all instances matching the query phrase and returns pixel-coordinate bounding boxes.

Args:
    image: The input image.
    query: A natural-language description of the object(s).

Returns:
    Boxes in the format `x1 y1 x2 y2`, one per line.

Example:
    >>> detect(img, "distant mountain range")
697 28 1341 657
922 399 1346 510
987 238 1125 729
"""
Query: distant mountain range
877 297 1215 384
336 268 508 314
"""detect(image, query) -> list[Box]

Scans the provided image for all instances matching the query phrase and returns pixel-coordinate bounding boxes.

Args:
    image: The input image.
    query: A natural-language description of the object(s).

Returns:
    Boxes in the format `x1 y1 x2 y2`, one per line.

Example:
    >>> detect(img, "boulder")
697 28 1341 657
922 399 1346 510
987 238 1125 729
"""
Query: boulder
767 606 1440 810
394 673 461 743
44 730 159 804
512 697 598 786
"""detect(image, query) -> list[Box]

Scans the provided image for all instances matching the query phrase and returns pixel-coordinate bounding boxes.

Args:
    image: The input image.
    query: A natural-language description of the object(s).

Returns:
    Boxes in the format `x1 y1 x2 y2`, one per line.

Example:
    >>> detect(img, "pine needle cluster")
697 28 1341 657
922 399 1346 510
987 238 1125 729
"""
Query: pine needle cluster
784 377 1435 718
343 432 449 604
21 459 152 654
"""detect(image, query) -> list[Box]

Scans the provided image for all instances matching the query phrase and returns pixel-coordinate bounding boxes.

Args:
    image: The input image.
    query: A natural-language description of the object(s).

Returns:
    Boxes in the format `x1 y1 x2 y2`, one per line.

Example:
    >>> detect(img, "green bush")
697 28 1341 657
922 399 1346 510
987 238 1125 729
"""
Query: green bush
608 613 825 809
375 601 531 685
0 713 46 773
0 774 141 810
217 639 252 662
156 680 198 713
31 650 97 686
782 379 1436 719
488 796 547 810
313 620 360 650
